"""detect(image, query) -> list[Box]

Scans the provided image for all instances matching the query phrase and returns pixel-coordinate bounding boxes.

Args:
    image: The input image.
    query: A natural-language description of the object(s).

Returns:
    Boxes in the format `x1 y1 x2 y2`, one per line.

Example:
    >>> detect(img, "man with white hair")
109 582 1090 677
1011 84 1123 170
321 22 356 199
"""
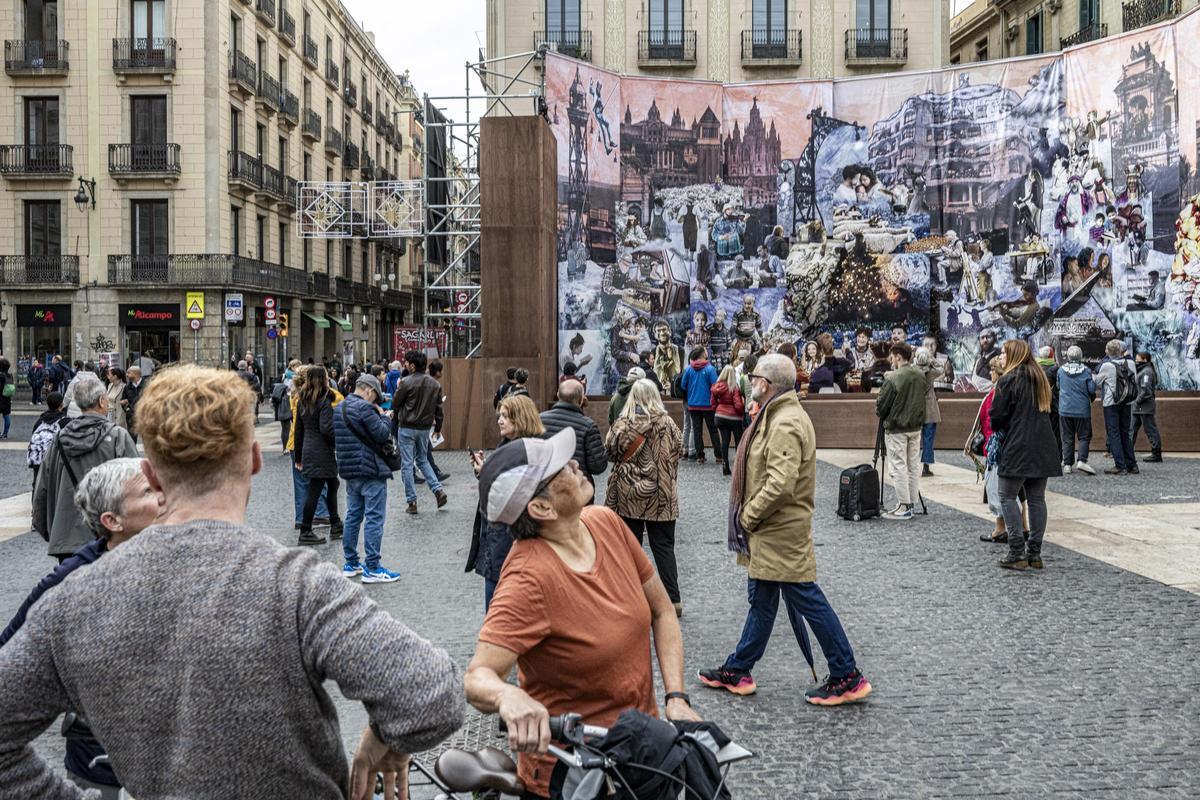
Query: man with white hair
33 372 138 562
699 354 872 706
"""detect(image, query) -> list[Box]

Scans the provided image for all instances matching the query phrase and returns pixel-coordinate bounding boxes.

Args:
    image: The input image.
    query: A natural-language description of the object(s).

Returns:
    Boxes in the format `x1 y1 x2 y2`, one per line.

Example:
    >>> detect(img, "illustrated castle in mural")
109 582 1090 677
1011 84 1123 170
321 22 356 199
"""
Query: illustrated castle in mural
1111 43 1178 178
621 101 722 187
723 97 783 209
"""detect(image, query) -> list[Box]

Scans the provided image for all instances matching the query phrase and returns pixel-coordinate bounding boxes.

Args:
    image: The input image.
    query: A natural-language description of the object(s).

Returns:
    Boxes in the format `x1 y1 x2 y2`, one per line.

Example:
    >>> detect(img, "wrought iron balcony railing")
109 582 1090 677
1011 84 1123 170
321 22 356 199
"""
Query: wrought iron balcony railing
229 49 256 94
325 60 339 87
362 96 374 122
534 29 592 60
845 28 908 62
0 254 80 285
258 72 281 112
1122 0 1178 31
228 149 262 188
325 126 343 156
302 34 318 66
4 39 68 73
343 141 360 168
280 89 299 125
261 163 285 198
109 254 315 296
301 108 322 141
637 29 697 64
109 143 181 175
344 79 357 107
255 0 276 26
112 37 175 72
0 144 73 177
741 28 802 62
1061 22 1107 48
279 9 296 45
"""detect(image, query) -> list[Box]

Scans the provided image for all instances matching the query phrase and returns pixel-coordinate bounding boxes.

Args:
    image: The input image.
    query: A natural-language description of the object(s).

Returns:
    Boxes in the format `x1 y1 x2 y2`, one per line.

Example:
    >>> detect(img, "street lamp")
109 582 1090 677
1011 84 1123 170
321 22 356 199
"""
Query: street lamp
74 177 96 212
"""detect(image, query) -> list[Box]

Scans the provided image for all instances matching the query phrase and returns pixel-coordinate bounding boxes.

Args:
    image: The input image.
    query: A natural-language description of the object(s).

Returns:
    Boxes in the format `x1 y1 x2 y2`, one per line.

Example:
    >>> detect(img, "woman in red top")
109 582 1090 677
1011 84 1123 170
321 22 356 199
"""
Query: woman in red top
711 365 746 475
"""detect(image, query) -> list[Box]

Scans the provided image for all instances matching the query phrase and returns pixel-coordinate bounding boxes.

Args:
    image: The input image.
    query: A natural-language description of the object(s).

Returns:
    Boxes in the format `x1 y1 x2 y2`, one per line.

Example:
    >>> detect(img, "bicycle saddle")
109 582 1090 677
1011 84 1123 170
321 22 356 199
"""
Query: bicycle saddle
434 747 525 795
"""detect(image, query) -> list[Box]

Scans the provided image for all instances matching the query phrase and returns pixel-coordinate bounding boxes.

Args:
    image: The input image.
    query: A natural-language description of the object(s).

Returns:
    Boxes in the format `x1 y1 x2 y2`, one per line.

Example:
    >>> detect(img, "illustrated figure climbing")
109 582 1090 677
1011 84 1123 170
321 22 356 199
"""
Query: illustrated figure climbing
590 80 617 155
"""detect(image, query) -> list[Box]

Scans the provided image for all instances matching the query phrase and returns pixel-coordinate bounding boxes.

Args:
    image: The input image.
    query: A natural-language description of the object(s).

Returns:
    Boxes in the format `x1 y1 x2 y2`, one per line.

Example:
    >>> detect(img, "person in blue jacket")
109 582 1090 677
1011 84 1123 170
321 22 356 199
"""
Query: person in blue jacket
1056 345 1097 474
0 457 161 799
681 346 721 464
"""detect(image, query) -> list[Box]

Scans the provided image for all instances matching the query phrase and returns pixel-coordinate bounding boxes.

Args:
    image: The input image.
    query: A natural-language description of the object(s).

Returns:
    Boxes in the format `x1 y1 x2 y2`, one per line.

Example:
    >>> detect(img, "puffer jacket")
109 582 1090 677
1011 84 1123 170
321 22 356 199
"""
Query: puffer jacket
711 381 744 420
603 411 682 521
1057 361 1095 418
1133 361 1157 415
33 414 138 556
333 394 392 481
540 402 608 479
294 391 337 479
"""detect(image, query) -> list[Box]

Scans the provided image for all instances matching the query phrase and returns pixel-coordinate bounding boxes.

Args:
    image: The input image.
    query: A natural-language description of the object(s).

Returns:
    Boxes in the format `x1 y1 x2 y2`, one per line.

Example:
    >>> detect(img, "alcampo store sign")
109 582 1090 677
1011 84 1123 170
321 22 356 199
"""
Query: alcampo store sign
120 303 181 329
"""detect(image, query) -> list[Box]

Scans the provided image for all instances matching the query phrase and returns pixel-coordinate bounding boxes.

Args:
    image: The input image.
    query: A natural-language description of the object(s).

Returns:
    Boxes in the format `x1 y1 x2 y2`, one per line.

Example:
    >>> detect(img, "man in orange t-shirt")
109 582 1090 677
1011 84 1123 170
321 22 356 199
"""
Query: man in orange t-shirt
465 429 699 799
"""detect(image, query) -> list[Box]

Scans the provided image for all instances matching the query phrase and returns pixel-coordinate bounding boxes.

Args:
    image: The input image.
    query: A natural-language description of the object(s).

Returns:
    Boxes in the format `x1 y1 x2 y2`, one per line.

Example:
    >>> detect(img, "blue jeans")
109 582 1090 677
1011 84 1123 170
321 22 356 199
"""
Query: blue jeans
484 577 498 612
2 414 9 437
920 422 937 464
398 427 442 503
343 478 389 569
1103 404 1135 471
291 452 329 524
725 578 857 679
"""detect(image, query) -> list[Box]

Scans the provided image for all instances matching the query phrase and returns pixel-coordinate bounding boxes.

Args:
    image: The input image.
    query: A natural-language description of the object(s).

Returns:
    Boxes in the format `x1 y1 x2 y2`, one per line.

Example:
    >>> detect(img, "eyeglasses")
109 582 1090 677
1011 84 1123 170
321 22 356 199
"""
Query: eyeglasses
747 374 773 385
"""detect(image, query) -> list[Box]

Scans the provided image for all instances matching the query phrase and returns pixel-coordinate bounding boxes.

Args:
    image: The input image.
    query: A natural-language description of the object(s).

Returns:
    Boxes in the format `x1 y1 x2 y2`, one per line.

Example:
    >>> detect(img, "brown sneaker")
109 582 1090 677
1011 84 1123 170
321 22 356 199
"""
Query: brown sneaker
405 502 418 515
436 490 448 509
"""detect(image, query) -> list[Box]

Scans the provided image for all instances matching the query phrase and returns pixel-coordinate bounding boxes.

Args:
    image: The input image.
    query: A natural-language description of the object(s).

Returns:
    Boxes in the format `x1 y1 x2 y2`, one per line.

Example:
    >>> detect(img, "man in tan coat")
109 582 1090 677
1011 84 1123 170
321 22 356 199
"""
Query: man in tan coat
699 354 873 706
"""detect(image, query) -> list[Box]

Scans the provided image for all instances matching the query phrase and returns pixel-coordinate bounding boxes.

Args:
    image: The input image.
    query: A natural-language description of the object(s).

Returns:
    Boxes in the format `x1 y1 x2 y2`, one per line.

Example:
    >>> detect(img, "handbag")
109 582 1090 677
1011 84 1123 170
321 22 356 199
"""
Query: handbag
969 430 986 457
340 404 402 472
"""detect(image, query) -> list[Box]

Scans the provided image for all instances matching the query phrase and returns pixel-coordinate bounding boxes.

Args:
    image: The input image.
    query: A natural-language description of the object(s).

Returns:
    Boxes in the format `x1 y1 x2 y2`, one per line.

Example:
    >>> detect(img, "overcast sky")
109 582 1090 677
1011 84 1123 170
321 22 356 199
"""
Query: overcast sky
342 0 487 131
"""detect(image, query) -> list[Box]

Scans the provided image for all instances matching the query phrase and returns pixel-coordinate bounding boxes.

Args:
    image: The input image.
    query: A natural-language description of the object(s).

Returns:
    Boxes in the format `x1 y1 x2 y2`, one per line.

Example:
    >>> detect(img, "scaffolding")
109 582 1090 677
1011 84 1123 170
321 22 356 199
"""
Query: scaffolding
421 47 547 357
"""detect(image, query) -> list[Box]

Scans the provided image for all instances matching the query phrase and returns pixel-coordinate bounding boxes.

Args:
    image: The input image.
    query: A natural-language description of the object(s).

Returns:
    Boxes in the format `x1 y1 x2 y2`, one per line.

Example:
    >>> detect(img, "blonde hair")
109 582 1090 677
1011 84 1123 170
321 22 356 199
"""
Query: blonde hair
621 379 666 419
498 394 544 438
718 364 738 385
136 365 255 493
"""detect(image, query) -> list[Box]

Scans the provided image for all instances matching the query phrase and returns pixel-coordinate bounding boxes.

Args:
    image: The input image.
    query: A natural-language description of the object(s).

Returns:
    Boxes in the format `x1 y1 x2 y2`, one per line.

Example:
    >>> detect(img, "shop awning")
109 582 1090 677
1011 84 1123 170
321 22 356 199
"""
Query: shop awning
325 314 353 331
302 312 330 328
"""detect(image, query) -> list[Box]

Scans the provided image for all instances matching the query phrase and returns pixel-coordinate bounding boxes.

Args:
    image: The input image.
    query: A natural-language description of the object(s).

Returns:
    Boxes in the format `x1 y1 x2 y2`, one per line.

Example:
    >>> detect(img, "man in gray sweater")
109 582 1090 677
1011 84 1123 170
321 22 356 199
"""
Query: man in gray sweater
0 364 464 800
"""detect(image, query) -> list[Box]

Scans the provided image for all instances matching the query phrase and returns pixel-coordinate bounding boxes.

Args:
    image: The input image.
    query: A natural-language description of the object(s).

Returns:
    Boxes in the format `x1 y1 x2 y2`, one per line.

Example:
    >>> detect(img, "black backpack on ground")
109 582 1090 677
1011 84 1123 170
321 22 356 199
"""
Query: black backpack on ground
836 464 881 521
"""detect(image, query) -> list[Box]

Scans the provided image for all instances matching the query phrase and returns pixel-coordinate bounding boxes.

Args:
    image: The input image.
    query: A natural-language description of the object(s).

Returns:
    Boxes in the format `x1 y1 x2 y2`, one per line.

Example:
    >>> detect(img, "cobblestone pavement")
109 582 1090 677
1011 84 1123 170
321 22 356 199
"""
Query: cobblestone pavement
3 449 1199 797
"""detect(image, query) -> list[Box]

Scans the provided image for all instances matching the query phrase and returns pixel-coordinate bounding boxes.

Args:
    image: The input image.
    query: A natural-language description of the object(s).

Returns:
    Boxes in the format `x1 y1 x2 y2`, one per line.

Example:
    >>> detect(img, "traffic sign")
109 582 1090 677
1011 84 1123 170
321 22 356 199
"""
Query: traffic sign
186 292 205 320
267 327 279 340
264 296 277 309
189 318 202 331
224 293 244 322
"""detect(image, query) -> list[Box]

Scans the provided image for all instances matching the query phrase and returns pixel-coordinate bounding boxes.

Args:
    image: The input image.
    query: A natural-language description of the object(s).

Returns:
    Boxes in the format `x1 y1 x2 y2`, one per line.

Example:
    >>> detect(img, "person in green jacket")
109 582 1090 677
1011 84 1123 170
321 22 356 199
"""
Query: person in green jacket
608 366 646 425
874 342 930 520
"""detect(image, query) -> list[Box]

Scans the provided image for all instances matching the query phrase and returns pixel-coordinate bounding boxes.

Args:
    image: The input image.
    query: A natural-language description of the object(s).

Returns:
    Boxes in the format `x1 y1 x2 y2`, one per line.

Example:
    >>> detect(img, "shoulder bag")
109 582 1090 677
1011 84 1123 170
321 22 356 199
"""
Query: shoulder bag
340 404 402 472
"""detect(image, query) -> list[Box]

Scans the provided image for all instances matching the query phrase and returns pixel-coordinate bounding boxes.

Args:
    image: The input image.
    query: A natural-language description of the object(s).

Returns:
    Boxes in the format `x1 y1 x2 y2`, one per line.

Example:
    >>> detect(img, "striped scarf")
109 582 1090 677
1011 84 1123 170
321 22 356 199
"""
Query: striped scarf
727 389 786 555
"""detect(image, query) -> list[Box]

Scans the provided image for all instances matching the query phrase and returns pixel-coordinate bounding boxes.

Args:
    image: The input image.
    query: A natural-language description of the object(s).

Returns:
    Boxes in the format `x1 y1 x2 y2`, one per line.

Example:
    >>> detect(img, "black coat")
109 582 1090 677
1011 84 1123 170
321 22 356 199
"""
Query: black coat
989 370 1063 480
294 392 338 479
540 402 608 478
0 372 11 416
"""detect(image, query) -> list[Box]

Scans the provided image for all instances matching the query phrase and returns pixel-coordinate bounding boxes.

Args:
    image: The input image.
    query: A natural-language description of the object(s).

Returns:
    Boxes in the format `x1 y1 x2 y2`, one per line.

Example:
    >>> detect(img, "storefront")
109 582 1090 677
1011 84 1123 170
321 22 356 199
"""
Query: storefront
119 302 181 371
326 312 356 367
15 304 72 366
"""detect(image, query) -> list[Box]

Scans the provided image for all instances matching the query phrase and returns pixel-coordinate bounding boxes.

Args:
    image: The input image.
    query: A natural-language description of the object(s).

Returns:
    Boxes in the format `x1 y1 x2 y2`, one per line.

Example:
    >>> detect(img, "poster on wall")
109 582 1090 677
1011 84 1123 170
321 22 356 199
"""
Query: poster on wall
392 326 447 360
545 16 1200 394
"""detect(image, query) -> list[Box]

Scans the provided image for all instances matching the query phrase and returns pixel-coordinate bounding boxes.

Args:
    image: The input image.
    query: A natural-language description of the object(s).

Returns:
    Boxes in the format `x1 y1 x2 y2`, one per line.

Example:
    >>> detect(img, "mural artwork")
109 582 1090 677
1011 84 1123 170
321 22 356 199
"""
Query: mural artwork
547 10 1200 393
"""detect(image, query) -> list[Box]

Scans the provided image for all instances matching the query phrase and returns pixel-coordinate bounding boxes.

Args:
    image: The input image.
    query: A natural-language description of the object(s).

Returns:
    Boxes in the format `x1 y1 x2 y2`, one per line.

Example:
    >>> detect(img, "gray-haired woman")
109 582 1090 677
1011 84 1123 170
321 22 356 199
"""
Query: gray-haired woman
914 347 942 476
0 457 161 798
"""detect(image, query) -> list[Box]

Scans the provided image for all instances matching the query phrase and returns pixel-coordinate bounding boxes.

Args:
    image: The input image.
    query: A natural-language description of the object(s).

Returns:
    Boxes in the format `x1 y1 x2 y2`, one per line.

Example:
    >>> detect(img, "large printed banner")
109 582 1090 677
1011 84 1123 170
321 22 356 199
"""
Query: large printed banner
548 9 1200 393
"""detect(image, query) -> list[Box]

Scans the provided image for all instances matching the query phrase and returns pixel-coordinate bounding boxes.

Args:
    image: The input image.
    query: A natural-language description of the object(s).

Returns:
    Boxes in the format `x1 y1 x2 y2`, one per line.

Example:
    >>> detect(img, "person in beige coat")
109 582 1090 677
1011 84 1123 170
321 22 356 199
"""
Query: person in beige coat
699 353 872 706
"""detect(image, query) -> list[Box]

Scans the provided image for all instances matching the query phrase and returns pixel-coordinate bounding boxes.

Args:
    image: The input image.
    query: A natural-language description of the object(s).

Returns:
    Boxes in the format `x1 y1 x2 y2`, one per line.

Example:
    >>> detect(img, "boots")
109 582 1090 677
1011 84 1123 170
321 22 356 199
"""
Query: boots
1144 451 1163 463
297 527 327 546
328 519 344 540
1026 542 1043 570
998 541 1028 570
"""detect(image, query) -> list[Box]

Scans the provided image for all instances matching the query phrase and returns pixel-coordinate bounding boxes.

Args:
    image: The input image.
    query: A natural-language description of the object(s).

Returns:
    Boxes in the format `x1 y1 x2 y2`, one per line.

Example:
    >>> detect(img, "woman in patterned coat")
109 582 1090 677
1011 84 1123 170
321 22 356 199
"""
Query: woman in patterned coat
604 379 684 616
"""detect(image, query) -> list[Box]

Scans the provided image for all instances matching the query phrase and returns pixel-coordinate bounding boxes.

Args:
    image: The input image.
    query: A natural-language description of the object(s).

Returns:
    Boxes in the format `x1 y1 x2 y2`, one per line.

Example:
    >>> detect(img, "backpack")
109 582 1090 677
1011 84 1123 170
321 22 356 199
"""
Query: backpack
1112 361 1138 405
2 380 13 398
27 418 64 467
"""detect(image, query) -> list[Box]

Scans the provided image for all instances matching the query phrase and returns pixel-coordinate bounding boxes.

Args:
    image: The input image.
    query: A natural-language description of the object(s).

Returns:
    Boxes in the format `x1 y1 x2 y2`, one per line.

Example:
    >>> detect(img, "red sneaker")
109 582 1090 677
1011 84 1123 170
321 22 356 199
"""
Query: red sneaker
804 670 872 706
698 666 757 696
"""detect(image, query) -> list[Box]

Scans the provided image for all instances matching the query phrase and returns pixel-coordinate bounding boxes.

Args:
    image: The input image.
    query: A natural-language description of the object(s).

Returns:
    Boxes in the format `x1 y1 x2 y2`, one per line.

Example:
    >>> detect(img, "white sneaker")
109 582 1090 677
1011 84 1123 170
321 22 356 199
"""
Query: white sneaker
1075 460 1096 475
885 505 914 520
1063 464 1072 474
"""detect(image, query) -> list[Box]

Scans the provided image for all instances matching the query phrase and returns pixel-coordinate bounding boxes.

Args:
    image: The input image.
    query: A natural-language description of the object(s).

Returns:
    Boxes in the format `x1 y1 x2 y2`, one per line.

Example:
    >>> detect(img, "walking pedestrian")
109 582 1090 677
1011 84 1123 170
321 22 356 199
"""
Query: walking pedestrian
1057 346 1097 474
914 347 941 477
32 372 139 561
243 350 264 419
699 354 872 705
681 346 720 464
874 343 929 520
989 339 1061 569
334 374 400 583
466 394 545 610
294 365 343 545
604 379 684 615
0 365 463 800
0 357 12 439
1131 352 1162 462
424 360 450 482
286 368 330 530
104 367 128 431
1096 339 1138 475
26 391 66 493
711 364 746 475
27 358 45 405
391 350 448 514
540 379 608 489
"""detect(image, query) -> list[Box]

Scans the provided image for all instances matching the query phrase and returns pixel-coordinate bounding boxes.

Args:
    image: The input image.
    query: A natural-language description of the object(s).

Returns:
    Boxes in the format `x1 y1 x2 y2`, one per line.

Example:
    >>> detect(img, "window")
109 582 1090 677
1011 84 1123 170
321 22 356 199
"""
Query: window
132 0 165 46
278 56 288 90
302 77 311 108
303 238 311 272
1026 12 1042 55
25 97 60 146
302 10 310 39
279 222 288 264
24 0 59 43
230 14 241 52
1079 0 1099 30
325 35 333 64
342 242 352 278
975 37 988 61
256 37 266 79
302 151 311 181
231 205 242 255
24 200 61 257
545 0 581 52
132 200 168 256
256 123 267 159
854 0 891 56
361 244 369 284
132 96 167 168
647 0 684 56
278 135 286 173
751 0 787 43
231 106 242 152
256 214 266 260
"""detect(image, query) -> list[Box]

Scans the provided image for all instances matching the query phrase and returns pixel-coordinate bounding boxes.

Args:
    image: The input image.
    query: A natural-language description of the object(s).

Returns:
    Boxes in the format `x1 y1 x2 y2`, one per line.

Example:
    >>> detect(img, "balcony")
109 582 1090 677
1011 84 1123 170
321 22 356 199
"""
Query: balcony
4 39 68 75
637 30 697 67
344 79 357 107
0 255 80 286
325 126 343 157
229 49 256 97
1123 0 1179 30
255 0 275 27
741 29 802 66
534 29 592 61
280 175 299 209
362 96 373 123
377 110 388 129
228 149 262 192
108 254 315 297
361 154 375 181
259 163 285 201
109 143 181 179
0 144 73 178
844 28 908 65
311 271 330 296
256 71 281 114
343 141 360 169
279 9 296 46
279 89 299 127
301 108 322 141
1061 22 1107 48
112 37 175 76
325 60 339 89
302 34 318 66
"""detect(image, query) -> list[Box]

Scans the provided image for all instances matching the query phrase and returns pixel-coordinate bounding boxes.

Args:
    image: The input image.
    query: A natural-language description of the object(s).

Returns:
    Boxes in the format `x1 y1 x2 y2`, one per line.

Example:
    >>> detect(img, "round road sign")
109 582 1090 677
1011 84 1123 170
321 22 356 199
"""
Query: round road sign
189 318 202 331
